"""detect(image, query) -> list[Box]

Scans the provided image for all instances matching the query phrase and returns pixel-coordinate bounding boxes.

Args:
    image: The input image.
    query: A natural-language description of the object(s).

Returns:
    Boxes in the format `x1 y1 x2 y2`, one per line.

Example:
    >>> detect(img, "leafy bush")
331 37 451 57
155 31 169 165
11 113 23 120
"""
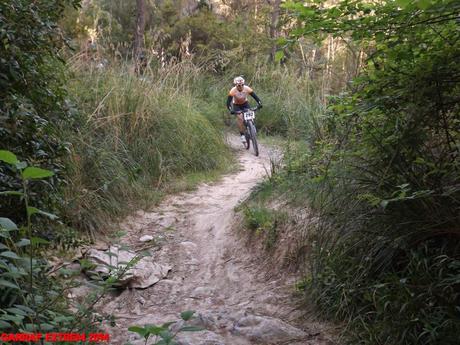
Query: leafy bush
0 151 91 334
278 1 460 343
0 0 80 223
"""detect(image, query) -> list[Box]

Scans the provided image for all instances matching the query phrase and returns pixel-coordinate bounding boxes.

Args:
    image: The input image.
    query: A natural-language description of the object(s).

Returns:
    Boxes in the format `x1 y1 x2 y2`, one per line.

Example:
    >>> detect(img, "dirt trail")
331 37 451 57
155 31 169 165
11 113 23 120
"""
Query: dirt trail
100 136 335 345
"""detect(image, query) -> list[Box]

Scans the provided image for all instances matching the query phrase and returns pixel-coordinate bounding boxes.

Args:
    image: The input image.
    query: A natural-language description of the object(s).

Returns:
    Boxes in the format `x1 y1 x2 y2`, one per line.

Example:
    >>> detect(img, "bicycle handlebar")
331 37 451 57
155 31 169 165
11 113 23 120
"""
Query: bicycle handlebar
230 106 260 114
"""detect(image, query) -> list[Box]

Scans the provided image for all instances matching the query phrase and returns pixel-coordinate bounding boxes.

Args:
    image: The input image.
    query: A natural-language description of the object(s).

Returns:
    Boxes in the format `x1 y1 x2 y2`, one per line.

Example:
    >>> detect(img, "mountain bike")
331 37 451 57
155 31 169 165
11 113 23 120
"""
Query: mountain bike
241 106 260 156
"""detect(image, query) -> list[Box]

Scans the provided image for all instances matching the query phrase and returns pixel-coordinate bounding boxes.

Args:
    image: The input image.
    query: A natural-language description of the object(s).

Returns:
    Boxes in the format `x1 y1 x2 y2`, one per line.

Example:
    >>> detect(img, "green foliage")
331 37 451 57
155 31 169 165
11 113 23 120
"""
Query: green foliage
241 204 286 250
0 0 80 225
61 0 137 47
308 241 460 344
279 1 460 344
62 61 232 233
284 0 460 42
128 310 203 345
164 8 270 67
62 0 272 68
220 63 325 137
0 151 72 332
1 150 145 335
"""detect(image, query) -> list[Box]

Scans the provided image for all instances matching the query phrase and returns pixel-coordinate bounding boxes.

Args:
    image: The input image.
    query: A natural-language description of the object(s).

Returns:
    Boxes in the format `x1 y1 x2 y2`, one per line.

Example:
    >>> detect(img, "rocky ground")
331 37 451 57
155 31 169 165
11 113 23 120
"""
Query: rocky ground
79 136 337 345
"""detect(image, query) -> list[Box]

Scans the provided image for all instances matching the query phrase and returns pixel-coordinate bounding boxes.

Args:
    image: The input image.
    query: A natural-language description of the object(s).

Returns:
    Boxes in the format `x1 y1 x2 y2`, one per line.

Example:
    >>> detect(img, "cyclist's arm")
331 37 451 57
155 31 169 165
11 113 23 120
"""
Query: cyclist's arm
249 91 262 106
226 95 233 111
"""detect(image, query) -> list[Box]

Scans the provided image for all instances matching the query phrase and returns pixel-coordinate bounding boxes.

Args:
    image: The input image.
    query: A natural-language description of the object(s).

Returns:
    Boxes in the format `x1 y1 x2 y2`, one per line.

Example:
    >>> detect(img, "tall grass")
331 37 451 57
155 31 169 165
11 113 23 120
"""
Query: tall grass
256 68 324 141
240 60 460 344
221 62 326 140
62 59 232 235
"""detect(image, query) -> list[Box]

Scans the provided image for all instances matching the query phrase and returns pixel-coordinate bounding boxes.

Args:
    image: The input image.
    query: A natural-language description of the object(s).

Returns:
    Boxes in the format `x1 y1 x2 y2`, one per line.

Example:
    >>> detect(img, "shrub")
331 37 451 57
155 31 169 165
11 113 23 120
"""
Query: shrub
0 0 79 223
280 1 460 343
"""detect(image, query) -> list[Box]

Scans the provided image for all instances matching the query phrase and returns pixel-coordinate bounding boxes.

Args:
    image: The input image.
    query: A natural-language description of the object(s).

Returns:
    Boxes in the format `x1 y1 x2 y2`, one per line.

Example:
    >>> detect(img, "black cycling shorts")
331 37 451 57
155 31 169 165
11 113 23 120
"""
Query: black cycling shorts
232 102 250 115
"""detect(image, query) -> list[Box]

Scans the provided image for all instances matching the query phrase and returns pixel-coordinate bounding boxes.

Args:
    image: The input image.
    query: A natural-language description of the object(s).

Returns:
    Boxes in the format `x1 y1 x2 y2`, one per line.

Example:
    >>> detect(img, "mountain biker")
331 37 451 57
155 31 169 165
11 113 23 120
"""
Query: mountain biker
226 76 262 143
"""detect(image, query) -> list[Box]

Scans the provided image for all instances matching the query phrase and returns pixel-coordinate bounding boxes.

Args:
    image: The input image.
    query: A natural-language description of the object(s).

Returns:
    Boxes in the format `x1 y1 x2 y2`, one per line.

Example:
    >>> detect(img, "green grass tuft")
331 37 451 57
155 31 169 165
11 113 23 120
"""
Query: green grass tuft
61 60 233 235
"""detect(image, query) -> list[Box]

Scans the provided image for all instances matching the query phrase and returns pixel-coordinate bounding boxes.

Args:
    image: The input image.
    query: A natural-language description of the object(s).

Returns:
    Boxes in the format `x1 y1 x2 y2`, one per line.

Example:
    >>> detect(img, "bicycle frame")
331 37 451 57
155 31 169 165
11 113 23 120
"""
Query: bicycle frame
240 107 259 156
240 106 258 126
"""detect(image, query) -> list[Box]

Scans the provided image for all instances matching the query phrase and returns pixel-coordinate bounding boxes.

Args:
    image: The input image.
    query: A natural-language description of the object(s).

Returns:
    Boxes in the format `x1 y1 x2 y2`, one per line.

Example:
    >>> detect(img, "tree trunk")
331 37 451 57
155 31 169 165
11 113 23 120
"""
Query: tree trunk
134 0 146 75
269 0 281 62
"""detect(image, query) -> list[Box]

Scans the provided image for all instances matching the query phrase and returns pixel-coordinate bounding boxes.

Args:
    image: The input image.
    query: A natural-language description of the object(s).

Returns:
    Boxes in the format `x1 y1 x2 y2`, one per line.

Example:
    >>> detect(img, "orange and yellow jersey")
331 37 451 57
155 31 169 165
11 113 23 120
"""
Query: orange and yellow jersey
228 85 253 105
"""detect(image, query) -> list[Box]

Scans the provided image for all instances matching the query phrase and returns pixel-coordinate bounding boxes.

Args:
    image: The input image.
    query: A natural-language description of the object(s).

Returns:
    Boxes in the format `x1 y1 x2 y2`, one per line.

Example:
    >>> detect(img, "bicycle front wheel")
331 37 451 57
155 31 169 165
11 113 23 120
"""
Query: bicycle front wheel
244 130 250 150
248 121 259 156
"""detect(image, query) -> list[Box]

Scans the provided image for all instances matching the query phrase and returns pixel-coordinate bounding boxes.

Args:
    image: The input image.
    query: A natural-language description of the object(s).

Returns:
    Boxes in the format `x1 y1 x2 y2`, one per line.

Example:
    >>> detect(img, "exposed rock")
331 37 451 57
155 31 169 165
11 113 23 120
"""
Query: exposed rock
190 286 213 298
135 210 145 217
125 332 143 345
67 280 93 300
92 241 110 251
175 330 226 345
172 312 219 333
86 246 171 288
179 241 198 251
157 216 177 228
186 258 200 266
232 315 307 344
143 212 159 220
139 235 154 242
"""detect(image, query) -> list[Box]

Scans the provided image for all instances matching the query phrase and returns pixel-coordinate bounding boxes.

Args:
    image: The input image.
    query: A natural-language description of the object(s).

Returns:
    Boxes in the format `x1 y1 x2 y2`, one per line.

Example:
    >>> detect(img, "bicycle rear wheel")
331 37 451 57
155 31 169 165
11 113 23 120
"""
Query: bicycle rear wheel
248 121 259 156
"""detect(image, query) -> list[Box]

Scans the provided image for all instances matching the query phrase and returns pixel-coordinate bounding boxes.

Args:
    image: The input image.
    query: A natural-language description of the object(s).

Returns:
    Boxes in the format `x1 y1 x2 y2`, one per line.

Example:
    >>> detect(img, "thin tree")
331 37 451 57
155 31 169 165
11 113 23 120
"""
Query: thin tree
134 0 146 75
268 0 281 62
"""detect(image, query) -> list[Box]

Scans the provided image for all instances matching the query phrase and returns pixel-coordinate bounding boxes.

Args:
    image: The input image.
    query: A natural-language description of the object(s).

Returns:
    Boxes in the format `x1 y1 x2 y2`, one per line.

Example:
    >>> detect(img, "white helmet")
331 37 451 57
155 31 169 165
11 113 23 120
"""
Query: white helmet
233 76 245 86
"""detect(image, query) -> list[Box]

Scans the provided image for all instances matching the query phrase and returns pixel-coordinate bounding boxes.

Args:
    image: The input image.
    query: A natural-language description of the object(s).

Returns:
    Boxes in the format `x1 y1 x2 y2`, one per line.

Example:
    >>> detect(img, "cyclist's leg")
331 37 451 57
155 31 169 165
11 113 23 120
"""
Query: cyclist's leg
236 113 245 133
233 104 246 134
